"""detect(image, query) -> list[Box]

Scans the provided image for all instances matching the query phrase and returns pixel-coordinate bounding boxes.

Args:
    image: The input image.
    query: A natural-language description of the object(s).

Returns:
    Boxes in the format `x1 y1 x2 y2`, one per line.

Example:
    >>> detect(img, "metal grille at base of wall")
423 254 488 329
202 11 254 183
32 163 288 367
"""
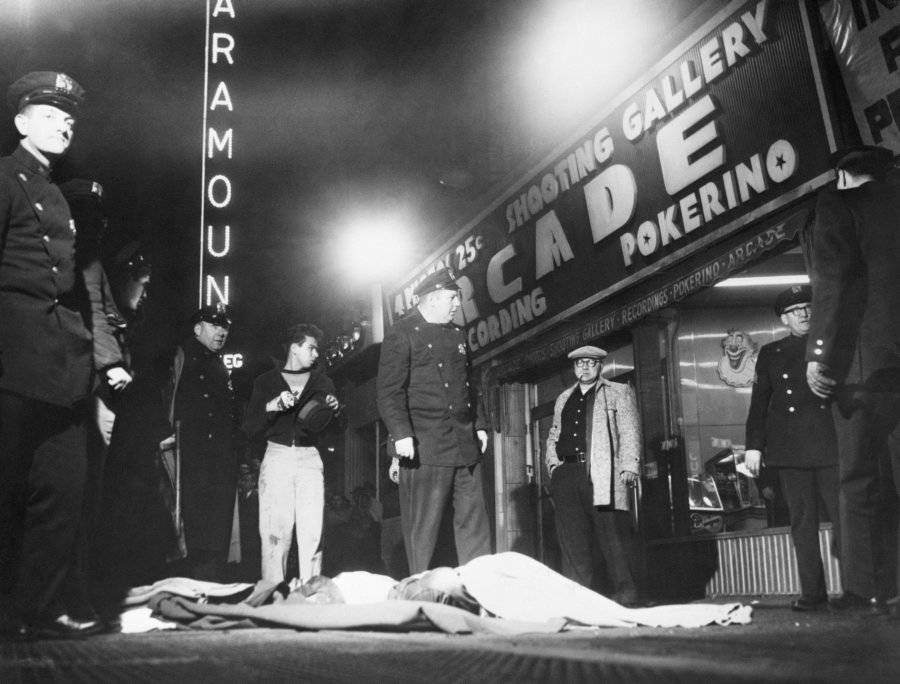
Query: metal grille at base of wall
706 525 841 597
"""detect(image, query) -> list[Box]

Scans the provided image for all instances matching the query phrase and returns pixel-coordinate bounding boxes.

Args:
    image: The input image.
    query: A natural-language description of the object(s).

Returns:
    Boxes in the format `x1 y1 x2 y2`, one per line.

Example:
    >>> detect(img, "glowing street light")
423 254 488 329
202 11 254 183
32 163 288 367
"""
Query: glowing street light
332 214 415 345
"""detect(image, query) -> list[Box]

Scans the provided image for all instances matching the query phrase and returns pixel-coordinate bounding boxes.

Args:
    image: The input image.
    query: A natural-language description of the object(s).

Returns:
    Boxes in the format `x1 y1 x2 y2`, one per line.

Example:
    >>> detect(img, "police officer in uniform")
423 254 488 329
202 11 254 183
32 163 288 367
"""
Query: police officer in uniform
0 71 103 637
744 285 839 611
165 303 240 580
377 268 492 574
806 145 900 615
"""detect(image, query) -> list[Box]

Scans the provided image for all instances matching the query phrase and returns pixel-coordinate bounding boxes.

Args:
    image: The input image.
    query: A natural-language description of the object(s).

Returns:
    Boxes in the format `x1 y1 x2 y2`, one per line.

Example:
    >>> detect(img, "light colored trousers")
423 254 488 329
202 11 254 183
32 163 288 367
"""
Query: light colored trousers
258 442 324 583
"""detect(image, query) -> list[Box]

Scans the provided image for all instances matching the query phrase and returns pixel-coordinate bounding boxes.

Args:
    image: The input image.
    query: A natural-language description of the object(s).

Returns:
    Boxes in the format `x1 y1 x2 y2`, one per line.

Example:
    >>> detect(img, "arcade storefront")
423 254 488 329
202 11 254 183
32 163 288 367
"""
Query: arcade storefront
336 0 857 597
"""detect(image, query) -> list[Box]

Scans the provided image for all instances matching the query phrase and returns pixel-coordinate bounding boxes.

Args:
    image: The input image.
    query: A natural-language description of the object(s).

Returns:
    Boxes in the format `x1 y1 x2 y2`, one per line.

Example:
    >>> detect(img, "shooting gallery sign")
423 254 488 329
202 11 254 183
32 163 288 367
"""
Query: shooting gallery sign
385 0 835 363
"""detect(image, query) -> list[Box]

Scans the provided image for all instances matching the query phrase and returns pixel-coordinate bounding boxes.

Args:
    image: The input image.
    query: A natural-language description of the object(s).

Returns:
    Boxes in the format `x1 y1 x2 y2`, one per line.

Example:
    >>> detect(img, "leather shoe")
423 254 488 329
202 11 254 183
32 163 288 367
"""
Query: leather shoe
791 596 827 612
827 592 879 612
18 613 106 640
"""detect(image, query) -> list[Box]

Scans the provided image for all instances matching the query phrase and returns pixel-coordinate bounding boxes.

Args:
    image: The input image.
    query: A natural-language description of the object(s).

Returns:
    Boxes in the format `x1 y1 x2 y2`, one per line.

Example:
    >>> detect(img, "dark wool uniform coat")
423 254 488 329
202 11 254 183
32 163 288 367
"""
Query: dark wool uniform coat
746 334 837 468
806 178 900 378
377 308 486 466
169 337 239 554
0 145 92 406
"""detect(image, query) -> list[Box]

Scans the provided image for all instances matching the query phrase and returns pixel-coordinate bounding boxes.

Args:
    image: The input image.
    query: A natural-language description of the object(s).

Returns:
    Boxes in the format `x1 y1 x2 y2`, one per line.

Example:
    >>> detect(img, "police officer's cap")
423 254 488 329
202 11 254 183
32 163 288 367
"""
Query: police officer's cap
413 268 460 298
192 303 232 327
774 284 812 315
111 240 151 278
567 345 607 360
830 145 893 173
7 71 85 115
58 178 103 205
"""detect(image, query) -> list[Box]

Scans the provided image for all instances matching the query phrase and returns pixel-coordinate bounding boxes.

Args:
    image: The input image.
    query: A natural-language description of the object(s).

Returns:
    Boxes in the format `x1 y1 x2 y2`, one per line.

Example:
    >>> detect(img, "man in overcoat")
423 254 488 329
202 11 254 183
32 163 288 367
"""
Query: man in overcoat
165 303 240 580
745 285 839 611
806 145 900 616
377 268 491 574
0 71 103 637
545 345 642 605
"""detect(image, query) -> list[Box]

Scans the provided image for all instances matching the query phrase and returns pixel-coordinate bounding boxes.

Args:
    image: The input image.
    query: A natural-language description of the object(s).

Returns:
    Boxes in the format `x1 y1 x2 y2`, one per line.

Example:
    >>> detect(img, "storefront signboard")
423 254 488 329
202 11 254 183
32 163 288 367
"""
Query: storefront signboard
385 0 835 364
820 0 900 151
501 212 798 380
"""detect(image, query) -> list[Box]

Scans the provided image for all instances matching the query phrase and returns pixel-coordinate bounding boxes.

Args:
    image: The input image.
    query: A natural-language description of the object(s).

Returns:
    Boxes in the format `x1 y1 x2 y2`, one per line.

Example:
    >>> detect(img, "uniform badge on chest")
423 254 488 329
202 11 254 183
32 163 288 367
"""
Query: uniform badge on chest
69 219 77 235
458 343 466 355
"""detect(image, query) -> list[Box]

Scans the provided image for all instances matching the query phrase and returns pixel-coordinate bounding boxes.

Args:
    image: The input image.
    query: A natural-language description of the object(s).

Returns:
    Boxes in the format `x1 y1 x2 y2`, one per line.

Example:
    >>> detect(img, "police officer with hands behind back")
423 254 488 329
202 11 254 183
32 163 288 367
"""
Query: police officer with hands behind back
377 267 492 574
744 285 839 612
0 71 105 638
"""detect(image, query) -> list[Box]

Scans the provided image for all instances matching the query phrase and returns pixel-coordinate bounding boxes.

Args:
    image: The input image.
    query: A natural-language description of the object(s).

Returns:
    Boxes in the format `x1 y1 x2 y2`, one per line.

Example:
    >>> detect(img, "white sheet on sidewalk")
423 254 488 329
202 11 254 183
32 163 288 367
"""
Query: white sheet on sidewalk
458 552 752 628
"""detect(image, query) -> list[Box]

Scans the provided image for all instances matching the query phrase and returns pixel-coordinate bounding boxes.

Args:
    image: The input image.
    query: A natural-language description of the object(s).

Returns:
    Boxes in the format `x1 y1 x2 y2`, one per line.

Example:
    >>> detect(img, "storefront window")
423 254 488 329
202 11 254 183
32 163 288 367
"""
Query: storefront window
674 245 807 534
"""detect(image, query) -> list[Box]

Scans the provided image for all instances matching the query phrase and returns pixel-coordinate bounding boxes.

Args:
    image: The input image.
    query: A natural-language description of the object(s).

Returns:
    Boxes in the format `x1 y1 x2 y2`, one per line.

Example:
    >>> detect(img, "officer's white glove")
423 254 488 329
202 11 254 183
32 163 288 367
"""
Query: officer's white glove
477 429 488 454
394 436 414 459
106 366 132 391
388 457 400 484
742 449 762 478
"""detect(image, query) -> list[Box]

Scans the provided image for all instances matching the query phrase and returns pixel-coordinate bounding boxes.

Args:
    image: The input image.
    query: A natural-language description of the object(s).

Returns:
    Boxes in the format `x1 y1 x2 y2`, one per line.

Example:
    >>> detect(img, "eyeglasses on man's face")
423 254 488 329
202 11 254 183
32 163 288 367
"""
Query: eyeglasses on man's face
573 358 600 368
783 304 811 316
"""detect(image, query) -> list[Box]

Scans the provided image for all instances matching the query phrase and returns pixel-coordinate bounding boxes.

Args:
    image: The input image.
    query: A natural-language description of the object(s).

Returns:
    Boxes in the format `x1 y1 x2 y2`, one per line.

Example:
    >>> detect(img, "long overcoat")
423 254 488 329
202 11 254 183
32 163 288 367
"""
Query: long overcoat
545 378 642 510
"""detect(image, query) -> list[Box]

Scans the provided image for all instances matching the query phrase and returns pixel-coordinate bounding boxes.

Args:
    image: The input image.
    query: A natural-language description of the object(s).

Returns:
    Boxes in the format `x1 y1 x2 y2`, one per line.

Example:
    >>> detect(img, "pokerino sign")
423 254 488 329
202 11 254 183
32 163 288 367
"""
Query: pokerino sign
385 0 837 364
198 0 236 307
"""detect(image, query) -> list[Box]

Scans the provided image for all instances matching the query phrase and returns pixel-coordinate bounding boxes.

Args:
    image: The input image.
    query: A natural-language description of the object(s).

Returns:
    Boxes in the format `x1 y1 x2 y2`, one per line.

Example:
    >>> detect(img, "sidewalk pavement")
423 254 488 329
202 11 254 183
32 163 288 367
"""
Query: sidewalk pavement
1 597 897 683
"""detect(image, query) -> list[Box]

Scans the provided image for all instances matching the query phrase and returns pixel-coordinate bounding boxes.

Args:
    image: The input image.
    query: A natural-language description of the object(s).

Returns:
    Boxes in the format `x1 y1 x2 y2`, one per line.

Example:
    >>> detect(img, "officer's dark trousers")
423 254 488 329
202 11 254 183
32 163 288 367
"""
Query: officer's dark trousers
399 461 491 574
549 462 637 602
777 466 840 601
0 391 87 621
831 384 900 599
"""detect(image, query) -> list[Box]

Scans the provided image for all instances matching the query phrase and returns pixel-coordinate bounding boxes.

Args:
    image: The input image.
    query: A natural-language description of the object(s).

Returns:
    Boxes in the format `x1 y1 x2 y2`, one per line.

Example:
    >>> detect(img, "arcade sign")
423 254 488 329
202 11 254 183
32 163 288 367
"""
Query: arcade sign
385 0 836 364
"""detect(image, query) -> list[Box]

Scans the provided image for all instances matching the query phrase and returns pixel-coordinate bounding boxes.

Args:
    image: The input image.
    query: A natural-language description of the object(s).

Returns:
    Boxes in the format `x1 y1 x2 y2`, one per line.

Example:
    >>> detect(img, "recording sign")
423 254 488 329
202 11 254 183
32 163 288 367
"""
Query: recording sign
199 0 237 307
386 0 836 363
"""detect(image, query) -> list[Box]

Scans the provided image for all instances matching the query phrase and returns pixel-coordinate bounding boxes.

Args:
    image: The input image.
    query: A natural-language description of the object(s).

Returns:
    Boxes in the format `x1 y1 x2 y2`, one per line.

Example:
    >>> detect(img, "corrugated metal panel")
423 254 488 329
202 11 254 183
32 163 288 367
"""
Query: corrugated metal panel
706 525 842 597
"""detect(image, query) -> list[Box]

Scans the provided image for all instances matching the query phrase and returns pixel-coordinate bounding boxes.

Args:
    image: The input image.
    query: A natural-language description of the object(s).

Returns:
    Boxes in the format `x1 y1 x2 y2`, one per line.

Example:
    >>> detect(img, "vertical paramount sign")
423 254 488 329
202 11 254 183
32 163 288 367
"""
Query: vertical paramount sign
199 0 236 307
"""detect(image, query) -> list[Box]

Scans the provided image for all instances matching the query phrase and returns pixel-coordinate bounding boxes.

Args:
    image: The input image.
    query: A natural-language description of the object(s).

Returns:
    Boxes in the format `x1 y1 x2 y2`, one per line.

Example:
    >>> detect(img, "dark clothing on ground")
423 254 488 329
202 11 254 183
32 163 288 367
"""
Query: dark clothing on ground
807 178 900 599
170 338 239 563
242 366 336 446
377 308 491 573
0 145 93 624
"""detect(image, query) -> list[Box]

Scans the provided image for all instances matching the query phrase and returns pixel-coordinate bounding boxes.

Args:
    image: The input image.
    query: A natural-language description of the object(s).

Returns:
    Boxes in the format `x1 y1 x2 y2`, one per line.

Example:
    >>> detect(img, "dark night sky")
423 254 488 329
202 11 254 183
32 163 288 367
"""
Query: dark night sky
0 0 700 370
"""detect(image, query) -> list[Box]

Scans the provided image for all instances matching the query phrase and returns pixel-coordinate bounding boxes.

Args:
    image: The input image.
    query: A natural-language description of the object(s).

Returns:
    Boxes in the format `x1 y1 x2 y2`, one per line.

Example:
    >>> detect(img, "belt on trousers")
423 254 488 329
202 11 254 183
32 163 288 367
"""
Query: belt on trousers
560 453 586 463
